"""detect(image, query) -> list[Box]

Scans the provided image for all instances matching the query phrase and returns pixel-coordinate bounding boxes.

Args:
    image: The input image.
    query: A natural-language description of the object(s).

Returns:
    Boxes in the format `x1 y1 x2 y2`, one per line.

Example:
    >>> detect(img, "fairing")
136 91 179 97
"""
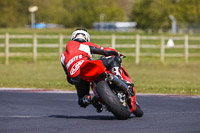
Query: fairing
80 60 106 82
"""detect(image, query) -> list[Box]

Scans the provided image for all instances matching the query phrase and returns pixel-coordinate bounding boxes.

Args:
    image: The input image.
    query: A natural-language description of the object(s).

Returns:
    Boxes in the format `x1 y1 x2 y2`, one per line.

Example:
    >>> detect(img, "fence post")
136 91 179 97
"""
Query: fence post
59 34 63 56
111 34 116 49
184 35 189 63
5 33 9 64
135 34 140 64
33 33 37 63
160 36 165 63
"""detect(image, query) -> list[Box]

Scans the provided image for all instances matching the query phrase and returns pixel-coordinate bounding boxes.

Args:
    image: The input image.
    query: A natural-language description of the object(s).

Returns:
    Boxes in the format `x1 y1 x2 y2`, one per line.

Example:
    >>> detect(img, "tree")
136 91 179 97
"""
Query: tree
0 0 125 28
130 0 200 29
0 0 30 27
62 0 124 28
29 0 66 24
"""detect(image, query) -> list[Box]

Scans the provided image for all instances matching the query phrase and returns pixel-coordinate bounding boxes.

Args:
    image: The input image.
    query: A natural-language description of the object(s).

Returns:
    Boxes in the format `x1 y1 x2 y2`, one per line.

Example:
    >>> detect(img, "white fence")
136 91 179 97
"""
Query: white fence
0 33 200 64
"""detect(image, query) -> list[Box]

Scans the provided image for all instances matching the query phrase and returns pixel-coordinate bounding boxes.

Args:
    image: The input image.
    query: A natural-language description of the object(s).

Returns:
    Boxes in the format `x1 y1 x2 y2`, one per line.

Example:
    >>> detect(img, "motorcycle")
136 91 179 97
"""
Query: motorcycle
80 55 143 120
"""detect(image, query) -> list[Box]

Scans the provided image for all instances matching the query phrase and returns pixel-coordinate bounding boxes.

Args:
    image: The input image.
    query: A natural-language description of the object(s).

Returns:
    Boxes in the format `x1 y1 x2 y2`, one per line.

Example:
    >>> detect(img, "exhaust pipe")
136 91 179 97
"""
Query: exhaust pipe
107 73 128 93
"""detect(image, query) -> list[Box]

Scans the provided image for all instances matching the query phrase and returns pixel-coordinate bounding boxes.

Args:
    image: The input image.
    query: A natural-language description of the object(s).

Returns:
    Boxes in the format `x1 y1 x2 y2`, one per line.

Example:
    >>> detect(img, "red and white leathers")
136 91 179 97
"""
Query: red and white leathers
60 40 118 82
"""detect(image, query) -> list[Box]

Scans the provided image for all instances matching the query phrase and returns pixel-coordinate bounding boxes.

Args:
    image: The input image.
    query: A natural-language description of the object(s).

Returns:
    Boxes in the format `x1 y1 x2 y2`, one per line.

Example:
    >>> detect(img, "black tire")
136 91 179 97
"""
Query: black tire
133 103 144 117
96 80 131 120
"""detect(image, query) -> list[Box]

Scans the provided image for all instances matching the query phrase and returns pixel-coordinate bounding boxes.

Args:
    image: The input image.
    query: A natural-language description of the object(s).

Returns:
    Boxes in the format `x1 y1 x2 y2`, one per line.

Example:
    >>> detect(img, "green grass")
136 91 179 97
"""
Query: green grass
0 60 200 95
123 62 200 95
0 61 73 90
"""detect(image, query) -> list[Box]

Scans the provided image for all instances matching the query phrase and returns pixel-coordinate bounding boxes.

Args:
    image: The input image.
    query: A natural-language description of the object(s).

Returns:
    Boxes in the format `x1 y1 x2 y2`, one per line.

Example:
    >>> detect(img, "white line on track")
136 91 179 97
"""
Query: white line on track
0 87 76 93
0 115 49 118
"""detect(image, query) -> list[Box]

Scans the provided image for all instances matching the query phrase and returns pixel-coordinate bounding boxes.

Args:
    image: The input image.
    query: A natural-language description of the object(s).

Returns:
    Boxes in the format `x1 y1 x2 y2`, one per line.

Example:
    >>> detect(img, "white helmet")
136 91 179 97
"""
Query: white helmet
71 29 90 42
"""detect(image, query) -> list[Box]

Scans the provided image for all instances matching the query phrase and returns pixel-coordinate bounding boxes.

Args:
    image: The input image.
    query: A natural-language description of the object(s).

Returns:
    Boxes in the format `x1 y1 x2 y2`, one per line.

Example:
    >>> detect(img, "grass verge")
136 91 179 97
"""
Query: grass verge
0 60 200 95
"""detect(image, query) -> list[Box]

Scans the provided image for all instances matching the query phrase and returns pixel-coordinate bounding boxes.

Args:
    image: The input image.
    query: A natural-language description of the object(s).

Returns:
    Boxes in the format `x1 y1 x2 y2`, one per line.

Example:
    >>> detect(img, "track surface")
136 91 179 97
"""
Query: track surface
0 90 200 133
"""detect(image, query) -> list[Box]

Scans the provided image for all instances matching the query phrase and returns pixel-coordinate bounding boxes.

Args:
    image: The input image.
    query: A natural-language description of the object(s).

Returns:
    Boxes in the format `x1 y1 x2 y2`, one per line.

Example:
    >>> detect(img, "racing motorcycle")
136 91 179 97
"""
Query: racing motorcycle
80 55 143 120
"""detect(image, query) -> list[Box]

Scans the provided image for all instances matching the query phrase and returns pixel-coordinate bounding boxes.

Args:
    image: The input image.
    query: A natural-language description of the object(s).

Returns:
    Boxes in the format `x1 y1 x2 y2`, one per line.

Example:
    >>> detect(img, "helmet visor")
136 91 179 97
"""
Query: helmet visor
75 33 86 40
73 33 87 42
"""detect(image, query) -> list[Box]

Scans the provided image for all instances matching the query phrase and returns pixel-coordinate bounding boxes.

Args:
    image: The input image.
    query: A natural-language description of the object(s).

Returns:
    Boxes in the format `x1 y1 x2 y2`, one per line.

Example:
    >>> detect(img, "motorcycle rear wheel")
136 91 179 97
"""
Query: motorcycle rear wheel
96 80 131 120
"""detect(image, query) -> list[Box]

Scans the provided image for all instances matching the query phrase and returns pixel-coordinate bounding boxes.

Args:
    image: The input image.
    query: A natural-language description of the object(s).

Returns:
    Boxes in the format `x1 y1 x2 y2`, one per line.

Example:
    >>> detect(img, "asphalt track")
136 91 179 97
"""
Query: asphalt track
0 90 200 133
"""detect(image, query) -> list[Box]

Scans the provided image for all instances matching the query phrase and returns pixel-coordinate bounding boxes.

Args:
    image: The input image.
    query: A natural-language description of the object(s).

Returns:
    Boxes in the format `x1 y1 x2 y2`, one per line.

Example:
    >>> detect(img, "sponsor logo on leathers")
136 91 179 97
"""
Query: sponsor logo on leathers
70 60 84 76
66 55 82 69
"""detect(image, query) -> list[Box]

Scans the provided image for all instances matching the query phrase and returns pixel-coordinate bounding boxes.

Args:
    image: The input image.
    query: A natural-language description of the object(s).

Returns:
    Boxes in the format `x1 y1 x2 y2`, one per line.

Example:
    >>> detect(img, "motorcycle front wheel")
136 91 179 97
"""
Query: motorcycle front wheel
96 80 131 120
133 102 144 117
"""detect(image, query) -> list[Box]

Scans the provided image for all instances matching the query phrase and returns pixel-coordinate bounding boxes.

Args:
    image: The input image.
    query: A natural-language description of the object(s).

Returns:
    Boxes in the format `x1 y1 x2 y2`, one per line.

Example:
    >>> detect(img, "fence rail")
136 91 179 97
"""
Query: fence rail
0 33 200 64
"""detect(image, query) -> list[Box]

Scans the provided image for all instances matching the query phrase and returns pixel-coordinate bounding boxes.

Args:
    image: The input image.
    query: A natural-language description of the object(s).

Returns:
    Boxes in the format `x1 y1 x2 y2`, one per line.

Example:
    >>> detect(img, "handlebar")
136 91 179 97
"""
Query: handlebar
120 54 126 58
100 53 126 59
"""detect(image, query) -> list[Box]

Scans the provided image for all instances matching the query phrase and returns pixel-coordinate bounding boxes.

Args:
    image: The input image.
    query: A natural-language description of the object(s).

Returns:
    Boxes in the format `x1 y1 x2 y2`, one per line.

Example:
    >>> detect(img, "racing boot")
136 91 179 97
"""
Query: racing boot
121 79 135 96
127 83 135 96
78 94 103 113
90 96 103 113
78 94 93 108
111 67 122 79
112 67 135 96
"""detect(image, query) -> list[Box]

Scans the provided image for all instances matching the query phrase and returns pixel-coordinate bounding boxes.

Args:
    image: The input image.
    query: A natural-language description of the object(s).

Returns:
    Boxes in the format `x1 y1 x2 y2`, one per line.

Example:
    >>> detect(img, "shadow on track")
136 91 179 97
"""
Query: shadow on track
49 115 116 120
49 115 134 120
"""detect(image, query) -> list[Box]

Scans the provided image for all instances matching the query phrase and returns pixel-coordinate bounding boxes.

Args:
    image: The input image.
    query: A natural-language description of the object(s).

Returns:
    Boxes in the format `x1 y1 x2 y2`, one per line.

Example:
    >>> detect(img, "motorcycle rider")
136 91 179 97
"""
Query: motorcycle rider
60 29 122 112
